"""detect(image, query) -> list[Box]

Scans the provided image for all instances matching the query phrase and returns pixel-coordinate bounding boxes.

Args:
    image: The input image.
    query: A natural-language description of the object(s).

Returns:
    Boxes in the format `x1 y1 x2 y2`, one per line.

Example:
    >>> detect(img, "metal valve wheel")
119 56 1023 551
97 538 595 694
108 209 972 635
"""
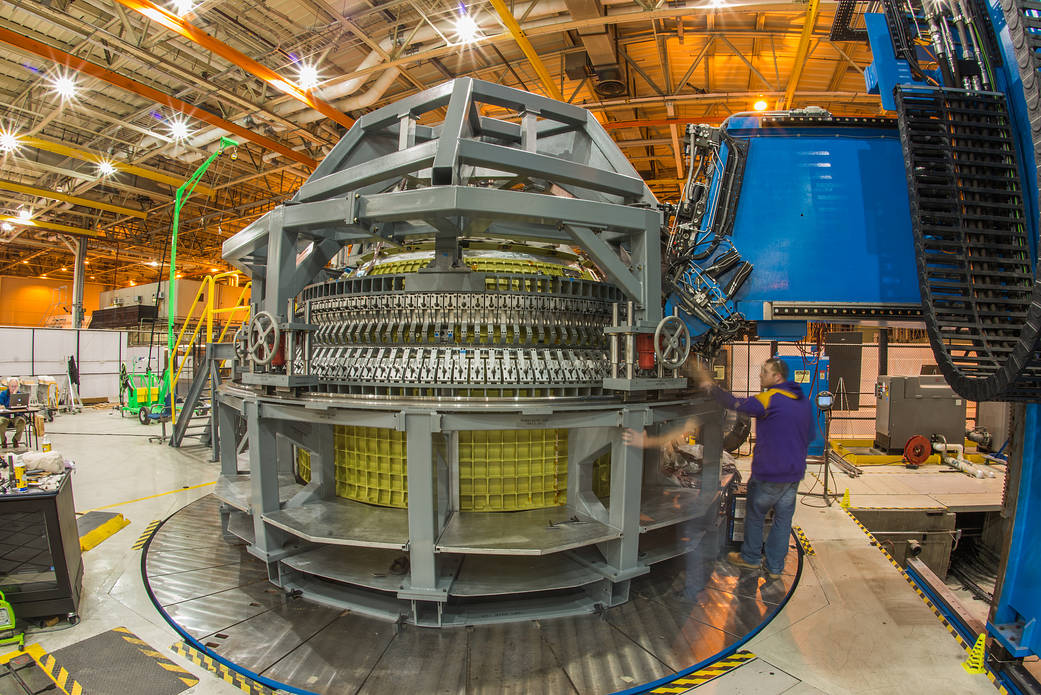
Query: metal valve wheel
247 311 281 365
654 315 691 369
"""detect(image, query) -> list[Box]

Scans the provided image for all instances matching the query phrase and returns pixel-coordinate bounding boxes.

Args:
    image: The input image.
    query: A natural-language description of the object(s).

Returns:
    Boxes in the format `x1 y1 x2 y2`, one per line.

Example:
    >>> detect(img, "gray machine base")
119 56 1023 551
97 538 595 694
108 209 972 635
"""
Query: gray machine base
145 495 801 695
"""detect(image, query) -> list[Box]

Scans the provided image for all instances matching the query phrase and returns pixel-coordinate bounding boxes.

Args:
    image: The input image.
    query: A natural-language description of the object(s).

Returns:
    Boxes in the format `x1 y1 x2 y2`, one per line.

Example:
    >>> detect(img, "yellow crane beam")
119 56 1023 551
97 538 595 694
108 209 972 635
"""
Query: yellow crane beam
22 136 214 197
781 0 822 110
488 0 564 101
0 178 146 219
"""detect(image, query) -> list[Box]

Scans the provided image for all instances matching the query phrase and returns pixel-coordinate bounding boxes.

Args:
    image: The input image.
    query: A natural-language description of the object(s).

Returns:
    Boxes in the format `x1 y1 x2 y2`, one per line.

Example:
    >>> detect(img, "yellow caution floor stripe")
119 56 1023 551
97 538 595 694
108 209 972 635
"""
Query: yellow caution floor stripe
792 524 815 556
843 508 1008 695
0 643 86 695
647 650 756 693
170 641 282 695
132 519 162 550
111 627 199 685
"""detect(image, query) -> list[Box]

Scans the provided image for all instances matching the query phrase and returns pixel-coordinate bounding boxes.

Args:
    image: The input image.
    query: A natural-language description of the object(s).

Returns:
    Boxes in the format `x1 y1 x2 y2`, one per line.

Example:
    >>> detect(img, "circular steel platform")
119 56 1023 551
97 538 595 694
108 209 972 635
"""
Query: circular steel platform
142 495 801 694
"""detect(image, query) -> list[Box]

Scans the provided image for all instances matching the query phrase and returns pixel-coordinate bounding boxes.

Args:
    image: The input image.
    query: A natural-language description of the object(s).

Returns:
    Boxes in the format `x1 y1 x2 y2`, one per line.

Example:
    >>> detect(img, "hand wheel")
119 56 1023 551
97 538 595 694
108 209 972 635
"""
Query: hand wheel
247 311 281 366
654 315 691 370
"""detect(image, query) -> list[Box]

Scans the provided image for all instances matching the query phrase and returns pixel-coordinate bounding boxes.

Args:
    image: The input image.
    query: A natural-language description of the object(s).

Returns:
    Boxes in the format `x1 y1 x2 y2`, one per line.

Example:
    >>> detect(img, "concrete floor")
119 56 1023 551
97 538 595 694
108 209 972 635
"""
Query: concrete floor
8 409 1005 694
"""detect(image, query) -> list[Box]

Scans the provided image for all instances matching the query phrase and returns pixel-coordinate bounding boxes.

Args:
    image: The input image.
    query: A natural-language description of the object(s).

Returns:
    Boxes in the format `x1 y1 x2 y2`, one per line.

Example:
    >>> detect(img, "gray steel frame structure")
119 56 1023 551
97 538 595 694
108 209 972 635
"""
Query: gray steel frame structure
216 78 727 625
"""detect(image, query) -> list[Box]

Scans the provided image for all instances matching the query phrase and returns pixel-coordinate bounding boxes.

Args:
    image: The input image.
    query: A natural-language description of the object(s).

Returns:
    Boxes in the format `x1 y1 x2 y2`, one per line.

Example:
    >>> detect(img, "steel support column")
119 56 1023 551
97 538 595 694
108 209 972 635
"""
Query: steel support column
71 237 87 328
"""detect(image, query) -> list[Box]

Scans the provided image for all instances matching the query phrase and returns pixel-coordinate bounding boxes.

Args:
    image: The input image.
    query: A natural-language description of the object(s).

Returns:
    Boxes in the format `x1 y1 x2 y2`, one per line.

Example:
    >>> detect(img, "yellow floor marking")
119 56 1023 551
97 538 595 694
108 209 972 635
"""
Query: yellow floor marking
84 480 216 512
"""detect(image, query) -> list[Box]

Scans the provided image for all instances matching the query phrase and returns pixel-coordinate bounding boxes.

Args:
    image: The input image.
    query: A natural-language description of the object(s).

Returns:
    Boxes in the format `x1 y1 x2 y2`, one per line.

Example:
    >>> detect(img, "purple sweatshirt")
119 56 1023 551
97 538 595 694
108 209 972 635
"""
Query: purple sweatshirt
710 380 814 483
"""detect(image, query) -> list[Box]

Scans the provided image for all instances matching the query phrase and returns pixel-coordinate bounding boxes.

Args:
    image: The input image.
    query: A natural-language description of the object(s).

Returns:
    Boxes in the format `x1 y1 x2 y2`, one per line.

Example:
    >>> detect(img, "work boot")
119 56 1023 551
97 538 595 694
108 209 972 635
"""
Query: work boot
726 551 761 572
761 562 783 581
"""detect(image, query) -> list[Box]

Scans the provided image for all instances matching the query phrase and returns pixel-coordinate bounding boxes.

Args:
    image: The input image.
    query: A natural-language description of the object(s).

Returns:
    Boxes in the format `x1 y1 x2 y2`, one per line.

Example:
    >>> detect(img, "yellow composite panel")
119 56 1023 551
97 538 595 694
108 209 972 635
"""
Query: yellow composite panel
370 257 578 277
336 426 408 508
458 428 568 511
831 438 987 465
298 427 582 511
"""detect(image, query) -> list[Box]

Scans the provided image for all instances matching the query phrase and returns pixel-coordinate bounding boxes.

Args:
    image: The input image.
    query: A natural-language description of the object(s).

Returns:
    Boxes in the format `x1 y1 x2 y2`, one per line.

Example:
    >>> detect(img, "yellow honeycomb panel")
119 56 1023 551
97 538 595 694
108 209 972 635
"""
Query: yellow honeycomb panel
296 448 312 484
335 425 409 508
592 452 611 499
458 429 568 511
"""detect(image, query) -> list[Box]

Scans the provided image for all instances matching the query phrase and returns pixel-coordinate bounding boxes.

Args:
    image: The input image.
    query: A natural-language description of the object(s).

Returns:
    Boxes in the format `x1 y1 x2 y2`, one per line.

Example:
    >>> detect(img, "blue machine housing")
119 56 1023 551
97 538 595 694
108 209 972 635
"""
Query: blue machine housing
776 354 828 457
725 120 921 334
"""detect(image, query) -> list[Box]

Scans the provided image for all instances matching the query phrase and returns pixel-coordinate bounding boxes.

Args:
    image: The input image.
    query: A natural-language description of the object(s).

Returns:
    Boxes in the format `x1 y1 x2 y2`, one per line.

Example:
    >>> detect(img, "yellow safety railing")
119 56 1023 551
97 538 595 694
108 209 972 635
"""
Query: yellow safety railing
169 272 250 423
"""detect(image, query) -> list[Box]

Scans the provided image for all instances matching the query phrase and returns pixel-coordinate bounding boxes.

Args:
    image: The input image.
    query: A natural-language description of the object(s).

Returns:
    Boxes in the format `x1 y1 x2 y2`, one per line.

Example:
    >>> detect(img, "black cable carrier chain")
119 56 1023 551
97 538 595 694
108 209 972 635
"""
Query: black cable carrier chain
895 83 1041 401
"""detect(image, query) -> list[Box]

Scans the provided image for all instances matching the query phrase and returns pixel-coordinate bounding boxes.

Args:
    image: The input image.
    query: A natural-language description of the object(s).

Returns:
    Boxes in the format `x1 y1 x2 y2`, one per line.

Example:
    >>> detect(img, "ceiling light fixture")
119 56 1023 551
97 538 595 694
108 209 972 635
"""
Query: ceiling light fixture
210 267 219 272
171 0 193 16
97 160 117 177
129 280 136 286
168 116 191 141
51 74 77 100
299 62 319 91
17 208 31 222
454 9 480 45
2 223 13 232
148 260 159 267
19 259 27 263
0 130 20 154
753 99 768 112
61 266 67 272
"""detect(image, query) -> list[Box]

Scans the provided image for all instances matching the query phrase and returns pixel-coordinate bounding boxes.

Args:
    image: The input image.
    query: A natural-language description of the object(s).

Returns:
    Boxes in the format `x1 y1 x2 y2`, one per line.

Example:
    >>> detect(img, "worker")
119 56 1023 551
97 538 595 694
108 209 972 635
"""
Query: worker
0 377 26 449
699 357 813 579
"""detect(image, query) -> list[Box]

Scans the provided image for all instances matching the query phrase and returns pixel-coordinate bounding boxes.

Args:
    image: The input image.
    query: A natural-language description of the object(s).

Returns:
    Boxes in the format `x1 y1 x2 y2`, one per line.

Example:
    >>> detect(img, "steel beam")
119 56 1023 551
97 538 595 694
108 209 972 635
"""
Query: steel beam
112 0 354 130
0 215 102 237
0 177 146 219
0 25 317 168
22 136 215 196
782 0 823 109
488 0 565 101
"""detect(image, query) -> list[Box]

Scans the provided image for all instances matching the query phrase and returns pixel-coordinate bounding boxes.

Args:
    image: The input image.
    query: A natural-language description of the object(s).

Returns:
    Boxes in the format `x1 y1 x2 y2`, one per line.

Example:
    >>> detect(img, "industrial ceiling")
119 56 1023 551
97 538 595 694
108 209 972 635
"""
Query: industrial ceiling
0 0 876 286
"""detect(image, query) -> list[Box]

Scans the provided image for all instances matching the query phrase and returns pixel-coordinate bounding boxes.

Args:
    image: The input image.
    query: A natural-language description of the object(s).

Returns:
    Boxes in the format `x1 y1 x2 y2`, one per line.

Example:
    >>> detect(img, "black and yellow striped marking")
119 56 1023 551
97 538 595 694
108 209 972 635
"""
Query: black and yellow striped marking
113 627 198 688
132 519 161 550
1 643 85 695
647 651 756 693
792 525 815 556
842 509 1008 694
847 506 946 511
171 641 281 695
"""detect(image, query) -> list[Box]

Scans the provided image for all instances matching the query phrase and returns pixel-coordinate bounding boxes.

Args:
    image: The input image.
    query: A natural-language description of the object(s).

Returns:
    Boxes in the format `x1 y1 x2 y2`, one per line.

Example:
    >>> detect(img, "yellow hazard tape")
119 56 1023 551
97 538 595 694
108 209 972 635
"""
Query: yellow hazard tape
647 650 756 693
0 643 85 695
170 641 281 695
843 509 1008 694
132 519 162 550
792 525 815 556
111 627 198 685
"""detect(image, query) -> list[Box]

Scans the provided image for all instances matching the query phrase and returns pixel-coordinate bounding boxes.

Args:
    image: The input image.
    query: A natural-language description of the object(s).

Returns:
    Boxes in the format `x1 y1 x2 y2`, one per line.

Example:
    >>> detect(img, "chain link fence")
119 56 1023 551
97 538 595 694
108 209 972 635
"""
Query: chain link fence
723 330 976 449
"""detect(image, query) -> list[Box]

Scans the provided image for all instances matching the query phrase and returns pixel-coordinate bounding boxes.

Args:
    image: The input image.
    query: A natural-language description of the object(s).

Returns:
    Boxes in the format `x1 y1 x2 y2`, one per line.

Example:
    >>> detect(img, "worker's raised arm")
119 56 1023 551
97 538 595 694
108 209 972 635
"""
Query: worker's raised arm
708 385 768 418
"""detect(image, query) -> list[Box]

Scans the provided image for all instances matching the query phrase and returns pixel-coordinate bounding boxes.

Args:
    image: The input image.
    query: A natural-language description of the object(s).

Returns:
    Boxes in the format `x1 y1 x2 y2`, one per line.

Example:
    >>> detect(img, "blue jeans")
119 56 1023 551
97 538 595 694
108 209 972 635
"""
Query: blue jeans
741 479 798 574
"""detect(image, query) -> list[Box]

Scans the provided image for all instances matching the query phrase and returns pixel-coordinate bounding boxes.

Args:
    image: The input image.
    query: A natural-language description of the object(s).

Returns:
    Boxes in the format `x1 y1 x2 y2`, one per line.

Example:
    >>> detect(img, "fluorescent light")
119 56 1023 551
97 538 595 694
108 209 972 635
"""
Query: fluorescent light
51 74 77 100
172 0 192 16
754 99 768 112
0 130 20 153
17 208 31 222
1 222 12 232
168 116 190 140
455 12 480 44
97 160 117 176
299 62 319 91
